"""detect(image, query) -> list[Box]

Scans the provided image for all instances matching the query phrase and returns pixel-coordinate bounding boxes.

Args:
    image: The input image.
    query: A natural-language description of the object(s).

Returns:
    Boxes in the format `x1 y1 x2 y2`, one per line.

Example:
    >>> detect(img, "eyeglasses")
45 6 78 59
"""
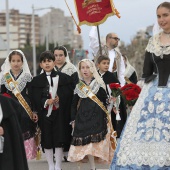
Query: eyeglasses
110 37 120 41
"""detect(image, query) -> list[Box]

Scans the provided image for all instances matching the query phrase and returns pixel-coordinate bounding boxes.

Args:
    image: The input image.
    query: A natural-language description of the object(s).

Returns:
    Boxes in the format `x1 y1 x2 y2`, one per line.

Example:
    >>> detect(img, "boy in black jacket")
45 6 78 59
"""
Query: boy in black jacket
29 51 73 170
97 55 127 138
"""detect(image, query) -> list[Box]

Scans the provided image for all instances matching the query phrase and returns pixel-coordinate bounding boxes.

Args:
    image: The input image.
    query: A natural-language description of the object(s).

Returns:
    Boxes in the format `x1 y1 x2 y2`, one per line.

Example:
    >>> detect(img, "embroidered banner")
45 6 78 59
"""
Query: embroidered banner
74 0 120 26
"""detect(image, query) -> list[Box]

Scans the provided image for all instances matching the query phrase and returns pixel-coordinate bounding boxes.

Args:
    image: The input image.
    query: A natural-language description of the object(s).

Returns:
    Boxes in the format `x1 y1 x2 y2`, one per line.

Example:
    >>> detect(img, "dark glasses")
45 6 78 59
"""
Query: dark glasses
110 37 120 41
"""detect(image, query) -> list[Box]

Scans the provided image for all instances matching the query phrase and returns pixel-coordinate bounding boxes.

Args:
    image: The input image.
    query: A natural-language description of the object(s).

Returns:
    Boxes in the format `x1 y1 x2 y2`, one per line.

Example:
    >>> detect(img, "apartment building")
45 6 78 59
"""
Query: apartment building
0 8 83 52
40 8 83 48
0 9 40 49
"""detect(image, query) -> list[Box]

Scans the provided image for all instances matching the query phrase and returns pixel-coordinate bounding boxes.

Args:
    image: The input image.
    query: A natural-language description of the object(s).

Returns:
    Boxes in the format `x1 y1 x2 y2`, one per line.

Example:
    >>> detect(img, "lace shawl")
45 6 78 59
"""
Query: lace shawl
74 79 100 98
1 72 32 92
146 33 170 56
61 62 77 76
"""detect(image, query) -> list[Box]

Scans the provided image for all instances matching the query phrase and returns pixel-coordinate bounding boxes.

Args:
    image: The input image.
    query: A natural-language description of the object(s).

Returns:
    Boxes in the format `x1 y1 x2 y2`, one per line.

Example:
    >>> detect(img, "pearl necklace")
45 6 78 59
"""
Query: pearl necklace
163 31 170 38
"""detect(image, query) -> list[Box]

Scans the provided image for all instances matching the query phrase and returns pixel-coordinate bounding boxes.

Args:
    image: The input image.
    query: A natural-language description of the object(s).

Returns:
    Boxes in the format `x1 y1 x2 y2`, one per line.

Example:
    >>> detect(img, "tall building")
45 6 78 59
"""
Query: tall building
40 8 83 48
0 8 83 52
0 9 40 49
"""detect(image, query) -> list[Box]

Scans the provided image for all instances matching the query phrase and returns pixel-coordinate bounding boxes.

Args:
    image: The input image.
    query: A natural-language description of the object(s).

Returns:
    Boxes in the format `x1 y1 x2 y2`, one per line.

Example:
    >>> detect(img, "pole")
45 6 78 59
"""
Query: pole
32 5 36 76
6 0 10 54
46 15 49 50
46 31 49 50
97 25 102 56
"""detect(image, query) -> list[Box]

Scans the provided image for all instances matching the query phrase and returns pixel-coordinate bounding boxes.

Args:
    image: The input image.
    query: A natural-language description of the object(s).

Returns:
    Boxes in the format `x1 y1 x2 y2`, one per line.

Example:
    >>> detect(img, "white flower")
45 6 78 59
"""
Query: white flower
154 92 163 101
146 118 154 128
141 110 147 116
145 129 153 140
137 122 144 128
163 111 170 116
162 129 170 141
155 118 164 129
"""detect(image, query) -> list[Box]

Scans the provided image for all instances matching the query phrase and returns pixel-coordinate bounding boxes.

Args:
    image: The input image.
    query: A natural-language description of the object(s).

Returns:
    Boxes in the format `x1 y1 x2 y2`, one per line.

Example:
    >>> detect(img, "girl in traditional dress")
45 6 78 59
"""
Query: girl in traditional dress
68 59 115 170
110 2 170 170
53 46 79 161
53 46 79 88
122 54 138 84
0 50 38 160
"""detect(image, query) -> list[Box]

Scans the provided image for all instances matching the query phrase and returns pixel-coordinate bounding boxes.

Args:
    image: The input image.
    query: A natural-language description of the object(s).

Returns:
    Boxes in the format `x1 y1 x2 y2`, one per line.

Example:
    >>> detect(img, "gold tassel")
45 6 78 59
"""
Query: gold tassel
36 147 42 160
114 8 121 18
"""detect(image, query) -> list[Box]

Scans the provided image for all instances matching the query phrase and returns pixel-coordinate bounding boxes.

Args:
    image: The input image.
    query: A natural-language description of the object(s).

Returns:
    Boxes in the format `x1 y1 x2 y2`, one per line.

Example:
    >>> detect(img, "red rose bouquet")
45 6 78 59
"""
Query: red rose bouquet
109 83 122 120
121 83 141 106
109 83 122 97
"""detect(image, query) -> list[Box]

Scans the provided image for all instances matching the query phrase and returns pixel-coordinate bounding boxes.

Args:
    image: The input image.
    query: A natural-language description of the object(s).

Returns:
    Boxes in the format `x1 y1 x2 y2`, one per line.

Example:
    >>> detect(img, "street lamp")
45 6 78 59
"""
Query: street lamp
32 5 53 76
6 0 10 54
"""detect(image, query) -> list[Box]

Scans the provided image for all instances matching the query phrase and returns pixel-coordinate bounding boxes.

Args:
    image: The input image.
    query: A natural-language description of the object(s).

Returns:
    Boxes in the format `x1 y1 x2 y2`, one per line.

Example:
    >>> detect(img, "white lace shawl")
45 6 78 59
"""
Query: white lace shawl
61 62 77 76
124 56 137 79
74 79 101 98
0 50 32 92
1 71 32 92
146 33 170 56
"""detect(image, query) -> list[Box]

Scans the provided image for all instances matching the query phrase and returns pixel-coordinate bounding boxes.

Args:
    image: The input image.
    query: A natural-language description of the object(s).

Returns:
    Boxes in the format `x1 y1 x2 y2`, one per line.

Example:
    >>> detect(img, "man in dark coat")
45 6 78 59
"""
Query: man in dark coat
0 95 28 170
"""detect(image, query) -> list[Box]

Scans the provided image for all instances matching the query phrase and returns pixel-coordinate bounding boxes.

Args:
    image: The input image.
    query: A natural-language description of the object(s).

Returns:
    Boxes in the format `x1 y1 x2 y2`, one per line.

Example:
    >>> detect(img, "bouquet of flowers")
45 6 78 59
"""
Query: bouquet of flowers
109 83 122 120
121 83 141 107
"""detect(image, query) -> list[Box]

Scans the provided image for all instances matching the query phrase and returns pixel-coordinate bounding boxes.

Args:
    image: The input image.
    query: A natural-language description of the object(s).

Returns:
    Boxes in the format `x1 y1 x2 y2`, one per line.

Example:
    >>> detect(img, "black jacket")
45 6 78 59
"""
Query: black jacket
0 95 28 170
142 52 170 87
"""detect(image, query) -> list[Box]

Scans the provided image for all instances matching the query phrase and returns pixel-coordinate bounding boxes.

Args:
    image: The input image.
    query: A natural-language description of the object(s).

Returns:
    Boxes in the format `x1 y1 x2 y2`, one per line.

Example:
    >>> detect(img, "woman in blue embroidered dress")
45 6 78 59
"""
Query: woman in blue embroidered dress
110 2 170 170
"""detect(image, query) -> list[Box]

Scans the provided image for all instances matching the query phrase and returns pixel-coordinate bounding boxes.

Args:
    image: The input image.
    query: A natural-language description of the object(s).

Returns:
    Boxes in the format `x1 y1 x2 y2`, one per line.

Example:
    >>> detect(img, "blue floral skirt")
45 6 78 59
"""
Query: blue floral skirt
110 77 170 170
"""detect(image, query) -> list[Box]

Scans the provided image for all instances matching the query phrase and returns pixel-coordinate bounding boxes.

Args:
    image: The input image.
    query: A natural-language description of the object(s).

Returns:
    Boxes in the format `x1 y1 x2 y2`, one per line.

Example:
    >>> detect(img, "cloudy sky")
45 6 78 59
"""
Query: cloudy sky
0 0 165 54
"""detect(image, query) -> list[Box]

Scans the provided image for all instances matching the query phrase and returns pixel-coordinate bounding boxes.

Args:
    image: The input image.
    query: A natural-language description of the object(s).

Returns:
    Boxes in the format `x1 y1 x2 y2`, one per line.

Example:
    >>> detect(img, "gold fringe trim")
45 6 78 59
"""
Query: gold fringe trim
74 0 121 27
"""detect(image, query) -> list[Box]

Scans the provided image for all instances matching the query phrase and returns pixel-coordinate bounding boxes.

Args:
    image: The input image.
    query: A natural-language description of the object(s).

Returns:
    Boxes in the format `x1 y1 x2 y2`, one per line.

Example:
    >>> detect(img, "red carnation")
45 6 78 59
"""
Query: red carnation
121 83 141 106
109 83 122 97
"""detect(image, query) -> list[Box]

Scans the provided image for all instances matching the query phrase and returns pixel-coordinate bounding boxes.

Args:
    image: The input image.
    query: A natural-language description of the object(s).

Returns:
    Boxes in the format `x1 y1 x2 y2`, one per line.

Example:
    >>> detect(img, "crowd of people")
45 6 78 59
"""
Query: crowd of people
0 1 169 170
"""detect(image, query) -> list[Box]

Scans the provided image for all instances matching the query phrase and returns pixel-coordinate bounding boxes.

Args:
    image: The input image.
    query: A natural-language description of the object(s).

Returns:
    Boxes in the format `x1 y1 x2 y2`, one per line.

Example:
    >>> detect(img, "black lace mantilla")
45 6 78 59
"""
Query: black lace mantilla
71 128 108 146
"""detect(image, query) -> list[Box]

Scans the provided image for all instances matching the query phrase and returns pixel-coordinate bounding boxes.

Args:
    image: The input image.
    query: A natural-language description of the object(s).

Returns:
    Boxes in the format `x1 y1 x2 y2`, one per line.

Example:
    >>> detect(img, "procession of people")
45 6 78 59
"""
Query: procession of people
0 1 170 170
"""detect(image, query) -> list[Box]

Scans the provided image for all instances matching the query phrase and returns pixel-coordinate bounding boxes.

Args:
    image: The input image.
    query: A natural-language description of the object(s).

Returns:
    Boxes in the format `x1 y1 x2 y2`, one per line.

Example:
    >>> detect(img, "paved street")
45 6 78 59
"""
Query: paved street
28 156 109 170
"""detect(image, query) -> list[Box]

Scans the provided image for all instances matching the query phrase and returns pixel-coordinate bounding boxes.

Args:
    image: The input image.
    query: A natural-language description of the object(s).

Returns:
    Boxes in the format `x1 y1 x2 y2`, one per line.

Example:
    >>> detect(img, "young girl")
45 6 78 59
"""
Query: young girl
53 46 79 88
0 50 38 160
68 59 115 170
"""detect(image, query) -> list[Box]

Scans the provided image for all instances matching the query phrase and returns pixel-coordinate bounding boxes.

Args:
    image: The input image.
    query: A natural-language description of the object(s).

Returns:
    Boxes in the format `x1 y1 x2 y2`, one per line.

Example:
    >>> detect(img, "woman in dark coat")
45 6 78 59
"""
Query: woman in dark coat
0 95 28 170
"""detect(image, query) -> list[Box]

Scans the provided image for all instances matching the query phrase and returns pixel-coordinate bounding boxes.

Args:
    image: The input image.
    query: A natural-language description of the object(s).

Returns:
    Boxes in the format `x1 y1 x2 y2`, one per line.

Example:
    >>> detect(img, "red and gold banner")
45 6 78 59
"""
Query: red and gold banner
74 0 120 26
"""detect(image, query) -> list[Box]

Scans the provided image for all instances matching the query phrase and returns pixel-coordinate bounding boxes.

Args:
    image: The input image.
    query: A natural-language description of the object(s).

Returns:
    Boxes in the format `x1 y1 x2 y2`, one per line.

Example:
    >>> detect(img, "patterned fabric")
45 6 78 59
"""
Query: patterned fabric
74 79 100 98
59 62 77 76
1 72 32 92
146 32 170 56
110 77 170 169
24 137 37 160
68 124 114 164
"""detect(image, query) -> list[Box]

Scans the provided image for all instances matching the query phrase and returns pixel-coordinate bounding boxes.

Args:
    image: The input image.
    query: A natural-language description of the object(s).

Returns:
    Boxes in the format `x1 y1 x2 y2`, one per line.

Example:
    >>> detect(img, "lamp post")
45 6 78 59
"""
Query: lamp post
6 0 10 54
32 5 53 76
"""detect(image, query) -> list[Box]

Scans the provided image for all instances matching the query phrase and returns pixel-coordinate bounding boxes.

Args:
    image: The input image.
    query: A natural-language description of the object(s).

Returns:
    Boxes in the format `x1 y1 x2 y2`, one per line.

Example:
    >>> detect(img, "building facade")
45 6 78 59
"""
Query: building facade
0 9 40 49
0 8 83 54
40 8 83 49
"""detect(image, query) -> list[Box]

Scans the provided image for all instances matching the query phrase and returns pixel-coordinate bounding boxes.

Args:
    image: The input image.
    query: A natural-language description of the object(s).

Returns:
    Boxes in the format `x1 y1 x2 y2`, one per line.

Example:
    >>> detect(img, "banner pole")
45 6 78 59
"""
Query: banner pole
97 25 102 56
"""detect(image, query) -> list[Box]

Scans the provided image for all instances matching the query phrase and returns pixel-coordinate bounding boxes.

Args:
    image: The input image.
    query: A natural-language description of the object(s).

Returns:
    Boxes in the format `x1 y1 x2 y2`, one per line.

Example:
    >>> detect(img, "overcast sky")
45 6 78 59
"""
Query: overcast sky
0 0 165 54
